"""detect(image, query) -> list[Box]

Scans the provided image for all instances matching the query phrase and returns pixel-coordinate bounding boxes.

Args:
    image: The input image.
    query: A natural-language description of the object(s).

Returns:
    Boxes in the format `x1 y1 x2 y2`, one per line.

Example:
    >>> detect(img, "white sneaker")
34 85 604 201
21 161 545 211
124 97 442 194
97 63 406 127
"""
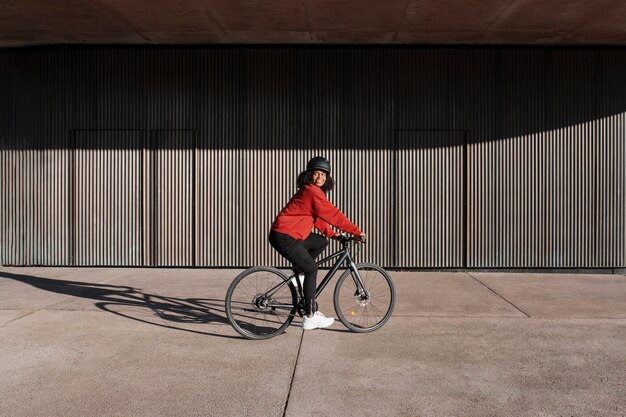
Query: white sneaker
290 273 305 289
302 311 334 330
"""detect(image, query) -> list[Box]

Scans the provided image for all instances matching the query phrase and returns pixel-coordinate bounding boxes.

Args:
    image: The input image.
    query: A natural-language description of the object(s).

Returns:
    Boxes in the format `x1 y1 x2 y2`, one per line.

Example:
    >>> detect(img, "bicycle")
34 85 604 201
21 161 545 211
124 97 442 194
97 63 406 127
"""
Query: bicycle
225 236 396 340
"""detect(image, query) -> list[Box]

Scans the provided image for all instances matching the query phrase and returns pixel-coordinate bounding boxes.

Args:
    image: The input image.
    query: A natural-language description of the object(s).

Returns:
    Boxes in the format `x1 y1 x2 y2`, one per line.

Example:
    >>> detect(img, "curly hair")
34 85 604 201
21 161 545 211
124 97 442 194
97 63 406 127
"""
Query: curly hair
296 170 335 192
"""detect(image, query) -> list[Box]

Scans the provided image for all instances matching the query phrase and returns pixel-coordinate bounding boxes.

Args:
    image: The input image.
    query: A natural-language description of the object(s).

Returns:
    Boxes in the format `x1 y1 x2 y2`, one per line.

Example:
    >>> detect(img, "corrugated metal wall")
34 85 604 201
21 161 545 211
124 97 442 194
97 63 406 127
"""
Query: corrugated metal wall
1 47 625 268
74 130 143 265
397 131 465 267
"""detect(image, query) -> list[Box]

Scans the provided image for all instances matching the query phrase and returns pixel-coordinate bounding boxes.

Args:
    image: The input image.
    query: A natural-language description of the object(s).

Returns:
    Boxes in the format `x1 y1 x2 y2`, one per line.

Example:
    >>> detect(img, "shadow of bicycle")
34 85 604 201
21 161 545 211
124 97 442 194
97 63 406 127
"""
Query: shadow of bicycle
0 270 244 339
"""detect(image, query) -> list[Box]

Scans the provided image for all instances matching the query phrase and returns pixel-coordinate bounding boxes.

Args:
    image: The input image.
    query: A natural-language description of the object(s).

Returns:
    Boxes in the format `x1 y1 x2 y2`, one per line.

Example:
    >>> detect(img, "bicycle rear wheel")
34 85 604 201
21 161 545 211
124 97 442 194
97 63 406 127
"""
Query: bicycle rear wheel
225 267 298 340
333 263 395 333
225 267 298 339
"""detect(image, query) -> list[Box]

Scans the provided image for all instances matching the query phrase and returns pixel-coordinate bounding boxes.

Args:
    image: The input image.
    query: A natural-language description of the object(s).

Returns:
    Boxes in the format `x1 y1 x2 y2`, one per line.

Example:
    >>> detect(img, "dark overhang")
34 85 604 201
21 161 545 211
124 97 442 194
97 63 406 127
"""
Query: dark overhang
2 0 626 47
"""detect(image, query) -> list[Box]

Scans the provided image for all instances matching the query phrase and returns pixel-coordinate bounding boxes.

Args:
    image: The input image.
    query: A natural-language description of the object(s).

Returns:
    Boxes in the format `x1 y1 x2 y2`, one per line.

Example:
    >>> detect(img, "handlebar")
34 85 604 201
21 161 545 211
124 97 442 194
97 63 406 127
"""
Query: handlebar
336 235 365 245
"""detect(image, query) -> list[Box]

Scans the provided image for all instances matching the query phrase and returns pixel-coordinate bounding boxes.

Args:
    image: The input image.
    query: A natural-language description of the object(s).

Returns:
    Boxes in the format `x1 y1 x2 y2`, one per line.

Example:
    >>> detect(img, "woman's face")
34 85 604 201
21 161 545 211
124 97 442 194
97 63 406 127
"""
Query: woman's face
312 170 327 187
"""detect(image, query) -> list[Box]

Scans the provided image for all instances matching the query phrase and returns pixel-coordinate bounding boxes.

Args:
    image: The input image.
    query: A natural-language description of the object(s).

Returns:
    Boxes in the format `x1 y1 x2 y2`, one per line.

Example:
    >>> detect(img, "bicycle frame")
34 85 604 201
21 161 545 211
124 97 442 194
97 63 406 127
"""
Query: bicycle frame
312 243 364 298
266 241 366 303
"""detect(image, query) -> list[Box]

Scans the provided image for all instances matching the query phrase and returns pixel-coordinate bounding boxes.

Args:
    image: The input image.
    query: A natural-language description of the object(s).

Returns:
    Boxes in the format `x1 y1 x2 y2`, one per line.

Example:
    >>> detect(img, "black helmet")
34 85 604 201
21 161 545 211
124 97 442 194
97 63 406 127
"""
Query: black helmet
306 156 331 174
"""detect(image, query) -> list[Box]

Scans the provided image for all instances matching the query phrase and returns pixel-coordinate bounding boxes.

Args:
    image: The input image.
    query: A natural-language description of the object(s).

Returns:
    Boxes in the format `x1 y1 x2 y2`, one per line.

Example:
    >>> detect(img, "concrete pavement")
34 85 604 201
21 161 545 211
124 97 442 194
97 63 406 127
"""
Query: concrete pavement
0 267 625 417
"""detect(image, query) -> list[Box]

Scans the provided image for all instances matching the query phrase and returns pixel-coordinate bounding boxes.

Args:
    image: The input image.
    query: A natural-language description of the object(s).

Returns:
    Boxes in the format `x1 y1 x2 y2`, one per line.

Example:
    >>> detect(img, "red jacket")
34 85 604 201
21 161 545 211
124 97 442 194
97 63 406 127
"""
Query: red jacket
271 184 362 241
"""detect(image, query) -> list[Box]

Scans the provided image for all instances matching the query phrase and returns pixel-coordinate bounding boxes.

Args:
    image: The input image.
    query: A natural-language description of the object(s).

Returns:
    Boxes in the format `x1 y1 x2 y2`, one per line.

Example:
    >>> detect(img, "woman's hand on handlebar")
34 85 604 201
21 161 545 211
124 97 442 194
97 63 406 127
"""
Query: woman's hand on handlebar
333 233 366 243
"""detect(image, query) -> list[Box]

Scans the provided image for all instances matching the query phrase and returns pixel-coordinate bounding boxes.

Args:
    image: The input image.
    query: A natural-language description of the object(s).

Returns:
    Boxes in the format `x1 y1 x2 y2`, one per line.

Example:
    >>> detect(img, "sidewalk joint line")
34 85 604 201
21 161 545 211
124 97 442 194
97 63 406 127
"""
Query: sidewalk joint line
467 272 531 318
2 309 39 326
282 329 304 417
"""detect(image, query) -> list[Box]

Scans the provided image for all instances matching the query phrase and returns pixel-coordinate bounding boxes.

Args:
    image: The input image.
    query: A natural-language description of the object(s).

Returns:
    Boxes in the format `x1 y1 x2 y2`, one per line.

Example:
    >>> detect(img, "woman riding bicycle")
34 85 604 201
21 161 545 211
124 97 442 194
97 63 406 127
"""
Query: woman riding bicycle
269 156 366 330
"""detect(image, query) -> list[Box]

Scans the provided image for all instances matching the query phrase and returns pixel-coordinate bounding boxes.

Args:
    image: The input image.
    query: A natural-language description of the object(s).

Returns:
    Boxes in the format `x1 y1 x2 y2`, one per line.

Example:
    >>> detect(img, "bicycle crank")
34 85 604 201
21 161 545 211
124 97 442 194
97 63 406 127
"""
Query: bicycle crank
296 300 319 317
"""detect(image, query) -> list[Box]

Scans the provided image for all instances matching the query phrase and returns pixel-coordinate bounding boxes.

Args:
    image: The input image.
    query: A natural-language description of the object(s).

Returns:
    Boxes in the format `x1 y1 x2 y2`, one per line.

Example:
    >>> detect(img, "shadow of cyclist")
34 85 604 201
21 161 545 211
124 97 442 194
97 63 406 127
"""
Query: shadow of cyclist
0 270 243 339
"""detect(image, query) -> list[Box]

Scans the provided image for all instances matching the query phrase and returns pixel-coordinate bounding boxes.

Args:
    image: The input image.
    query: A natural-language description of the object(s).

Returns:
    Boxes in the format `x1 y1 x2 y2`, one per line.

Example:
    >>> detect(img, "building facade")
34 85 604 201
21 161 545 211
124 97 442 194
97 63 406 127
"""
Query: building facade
1 47 625 268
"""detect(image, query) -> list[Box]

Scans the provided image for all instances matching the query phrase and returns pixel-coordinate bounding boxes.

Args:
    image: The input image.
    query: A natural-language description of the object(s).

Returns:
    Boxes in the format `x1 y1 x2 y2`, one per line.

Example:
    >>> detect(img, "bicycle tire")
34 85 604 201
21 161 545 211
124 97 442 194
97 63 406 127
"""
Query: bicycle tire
225 267 298 340
333 263 395 333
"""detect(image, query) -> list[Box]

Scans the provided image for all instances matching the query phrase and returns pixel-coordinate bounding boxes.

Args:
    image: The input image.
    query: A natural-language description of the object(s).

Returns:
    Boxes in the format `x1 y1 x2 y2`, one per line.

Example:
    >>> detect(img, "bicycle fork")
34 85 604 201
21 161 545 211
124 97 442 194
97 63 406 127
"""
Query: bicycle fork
347 260 369 299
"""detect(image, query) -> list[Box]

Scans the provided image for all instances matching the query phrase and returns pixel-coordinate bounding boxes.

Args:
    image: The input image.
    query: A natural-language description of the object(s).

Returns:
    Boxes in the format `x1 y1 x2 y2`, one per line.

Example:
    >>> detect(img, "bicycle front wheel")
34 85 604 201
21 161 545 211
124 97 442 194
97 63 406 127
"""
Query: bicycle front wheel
333 263 395 333
225 267 298 340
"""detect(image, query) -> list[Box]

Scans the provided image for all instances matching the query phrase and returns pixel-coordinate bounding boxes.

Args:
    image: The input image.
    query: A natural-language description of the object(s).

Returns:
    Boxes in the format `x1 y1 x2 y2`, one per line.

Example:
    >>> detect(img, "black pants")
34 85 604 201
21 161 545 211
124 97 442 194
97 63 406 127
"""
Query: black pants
269 231 328 310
